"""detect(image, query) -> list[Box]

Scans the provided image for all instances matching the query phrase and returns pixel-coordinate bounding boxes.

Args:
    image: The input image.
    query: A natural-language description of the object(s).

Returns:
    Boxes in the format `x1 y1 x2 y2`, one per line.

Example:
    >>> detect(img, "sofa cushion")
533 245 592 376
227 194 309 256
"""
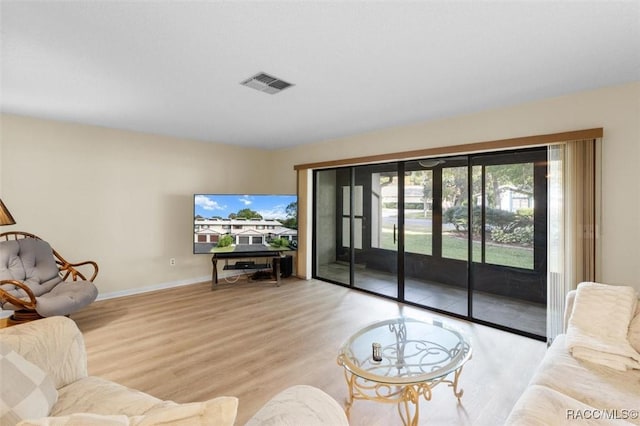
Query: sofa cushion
51 377 164 418
133 396 238 426
245 385 349 426
0 341 58 426
529 335 640 425
566 282 640 371
505 384 633 426
18 413 130 426
628 304 640 354
0 317 88 390
17 397 238 426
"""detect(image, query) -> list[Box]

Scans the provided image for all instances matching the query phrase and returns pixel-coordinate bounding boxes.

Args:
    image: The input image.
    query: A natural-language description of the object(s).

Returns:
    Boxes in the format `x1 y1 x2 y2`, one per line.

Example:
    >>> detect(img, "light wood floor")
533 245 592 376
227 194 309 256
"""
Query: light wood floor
70 278 547 425
318 262 547 336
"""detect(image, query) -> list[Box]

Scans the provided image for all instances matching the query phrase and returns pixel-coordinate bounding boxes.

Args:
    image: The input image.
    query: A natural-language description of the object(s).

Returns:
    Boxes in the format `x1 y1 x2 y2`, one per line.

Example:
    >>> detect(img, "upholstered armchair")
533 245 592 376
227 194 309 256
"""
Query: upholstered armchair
0 232 98 325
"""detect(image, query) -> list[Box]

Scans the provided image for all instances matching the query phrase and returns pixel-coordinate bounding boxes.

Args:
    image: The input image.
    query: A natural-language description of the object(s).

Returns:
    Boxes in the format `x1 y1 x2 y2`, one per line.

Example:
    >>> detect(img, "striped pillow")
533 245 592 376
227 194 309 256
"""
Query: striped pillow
0 341 58 426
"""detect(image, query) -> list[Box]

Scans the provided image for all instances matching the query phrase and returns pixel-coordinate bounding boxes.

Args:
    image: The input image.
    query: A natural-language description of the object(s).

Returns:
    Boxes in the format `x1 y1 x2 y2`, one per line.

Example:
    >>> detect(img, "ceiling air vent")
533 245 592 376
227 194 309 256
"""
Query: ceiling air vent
241 72 294 94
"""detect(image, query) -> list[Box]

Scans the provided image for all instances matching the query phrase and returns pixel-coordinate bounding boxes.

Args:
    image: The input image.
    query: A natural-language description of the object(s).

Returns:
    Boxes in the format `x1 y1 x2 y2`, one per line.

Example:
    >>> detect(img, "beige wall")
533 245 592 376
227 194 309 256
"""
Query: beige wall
1 81 639 297
277 82 640 291
0 115 271 295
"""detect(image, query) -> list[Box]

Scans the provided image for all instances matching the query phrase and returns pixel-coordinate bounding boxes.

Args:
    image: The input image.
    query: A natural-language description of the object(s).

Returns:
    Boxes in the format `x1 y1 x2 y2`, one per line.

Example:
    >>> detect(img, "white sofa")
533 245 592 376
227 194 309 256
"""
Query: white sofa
0 316 349 426
506 286 640 425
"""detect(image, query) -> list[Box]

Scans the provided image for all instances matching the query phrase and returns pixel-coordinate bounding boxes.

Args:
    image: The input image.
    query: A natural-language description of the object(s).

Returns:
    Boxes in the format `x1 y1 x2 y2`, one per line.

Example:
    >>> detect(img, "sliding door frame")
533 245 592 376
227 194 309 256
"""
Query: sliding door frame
302 128 603 341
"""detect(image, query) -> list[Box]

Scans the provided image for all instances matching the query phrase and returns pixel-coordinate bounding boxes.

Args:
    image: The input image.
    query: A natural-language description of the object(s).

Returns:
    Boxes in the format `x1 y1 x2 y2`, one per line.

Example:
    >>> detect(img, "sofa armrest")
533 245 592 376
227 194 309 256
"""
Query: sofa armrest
245 385 349 426
18 396 239 426
563 290 577 333
0 316 88 389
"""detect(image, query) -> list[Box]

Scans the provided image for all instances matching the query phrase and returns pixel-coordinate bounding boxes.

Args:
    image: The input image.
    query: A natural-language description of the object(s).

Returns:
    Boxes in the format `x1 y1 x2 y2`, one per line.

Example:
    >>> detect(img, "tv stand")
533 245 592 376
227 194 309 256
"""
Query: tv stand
211 250 283 289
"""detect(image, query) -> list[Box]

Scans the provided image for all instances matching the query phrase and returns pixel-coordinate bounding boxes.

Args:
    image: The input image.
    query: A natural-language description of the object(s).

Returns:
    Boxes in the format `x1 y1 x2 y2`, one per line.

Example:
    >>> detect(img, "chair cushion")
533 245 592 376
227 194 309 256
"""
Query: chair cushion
0 239 62 306
0 341 58 426
34 282 98 317
0 237 98 315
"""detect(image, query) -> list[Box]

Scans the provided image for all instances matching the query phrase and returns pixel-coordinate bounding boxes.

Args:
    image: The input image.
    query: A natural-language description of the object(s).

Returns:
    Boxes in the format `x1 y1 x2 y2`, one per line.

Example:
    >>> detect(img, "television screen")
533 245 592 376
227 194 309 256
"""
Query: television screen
193 194 298 254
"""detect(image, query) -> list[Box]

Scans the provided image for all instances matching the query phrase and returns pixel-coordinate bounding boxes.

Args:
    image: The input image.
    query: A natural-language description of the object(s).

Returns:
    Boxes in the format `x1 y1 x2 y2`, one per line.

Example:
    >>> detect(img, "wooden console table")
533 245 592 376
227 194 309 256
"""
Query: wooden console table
211 250 283 289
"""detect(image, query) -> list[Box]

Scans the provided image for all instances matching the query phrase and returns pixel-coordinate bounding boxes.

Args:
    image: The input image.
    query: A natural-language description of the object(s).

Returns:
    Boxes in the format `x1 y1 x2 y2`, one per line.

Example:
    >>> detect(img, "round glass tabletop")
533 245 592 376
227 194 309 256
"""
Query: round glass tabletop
338 317 472 385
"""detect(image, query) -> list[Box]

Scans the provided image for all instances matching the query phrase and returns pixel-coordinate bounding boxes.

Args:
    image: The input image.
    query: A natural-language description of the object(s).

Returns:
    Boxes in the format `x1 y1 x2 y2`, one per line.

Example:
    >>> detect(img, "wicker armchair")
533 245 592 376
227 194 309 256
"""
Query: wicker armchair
0 231 98 325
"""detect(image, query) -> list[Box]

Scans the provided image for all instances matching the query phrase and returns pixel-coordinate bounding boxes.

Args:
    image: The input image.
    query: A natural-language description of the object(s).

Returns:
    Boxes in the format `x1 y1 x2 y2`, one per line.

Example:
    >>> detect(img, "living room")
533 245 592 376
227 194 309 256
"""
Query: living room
1 1 640 425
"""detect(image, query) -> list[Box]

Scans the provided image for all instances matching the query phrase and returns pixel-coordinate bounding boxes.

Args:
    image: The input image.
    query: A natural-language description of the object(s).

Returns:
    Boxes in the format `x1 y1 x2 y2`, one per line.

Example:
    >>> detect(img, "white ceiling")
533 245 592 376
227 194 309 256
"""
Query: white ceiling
2 1 639 150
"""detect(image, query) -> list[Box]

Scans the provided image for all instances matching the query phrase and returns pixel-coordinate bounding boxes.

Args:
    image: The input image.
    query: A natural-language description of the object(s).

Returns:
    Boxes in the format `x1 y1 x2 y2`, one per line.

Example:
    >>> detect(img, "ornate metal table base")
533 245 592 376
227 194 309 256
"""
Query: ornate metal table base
339 363 465 426
336 318 471 426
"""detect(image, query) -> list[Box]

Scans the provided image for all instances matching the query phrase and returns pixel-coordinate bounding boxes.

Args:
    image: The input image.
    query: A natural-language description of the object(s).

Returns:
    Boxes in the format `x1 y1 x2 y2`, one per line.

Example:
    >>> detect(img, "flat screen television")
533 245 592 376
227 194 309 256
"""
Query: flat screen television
193 194 298 254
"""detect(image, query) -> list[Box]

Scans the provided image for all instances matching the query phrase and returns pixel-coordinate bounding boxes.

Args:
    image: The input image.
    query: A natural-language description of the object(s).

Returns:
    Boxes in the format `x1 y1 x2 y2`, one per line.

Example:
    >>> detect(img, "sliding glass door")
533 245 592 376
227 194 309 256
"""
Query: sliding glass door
314 169 350 285
313 147 547 338
313 164 399 297
403 158 469 316
469 150 547 336
352 164 399 297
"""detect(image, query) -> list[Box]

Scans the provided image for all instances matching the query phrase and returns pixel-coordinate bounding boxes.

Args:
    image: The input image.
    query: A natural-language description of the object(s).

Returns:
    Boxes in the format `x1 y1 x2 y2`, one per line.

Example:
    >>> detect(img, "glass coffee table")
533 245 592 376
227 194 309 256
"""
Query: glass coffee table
337 317 472 426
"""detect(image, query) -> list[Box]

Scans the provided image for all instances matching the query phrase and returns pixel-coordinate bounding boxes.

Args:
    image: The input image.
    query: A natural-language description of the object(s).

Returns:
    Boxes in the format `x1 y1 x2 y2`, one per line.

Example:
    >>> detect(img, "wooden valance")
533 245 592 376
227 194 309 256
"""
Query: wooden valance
294 128 603 171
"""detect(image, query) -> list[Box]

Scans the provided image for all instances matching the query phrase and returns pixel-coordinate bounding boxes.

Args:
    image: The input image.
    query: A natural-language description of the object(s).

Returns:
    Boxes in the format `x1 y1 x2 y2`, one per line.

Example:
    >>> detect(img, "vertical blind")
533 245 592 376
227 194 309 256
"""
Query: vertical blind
547 139 600 342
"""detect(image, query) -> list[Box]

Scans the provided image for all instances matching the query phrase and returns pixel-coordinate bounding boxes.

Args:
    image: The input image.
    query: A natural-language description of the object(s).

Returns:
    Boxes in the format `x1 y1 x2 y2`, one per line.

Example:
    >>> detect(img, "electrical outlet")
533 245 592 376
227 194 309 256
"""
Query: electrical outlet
169 258 176 266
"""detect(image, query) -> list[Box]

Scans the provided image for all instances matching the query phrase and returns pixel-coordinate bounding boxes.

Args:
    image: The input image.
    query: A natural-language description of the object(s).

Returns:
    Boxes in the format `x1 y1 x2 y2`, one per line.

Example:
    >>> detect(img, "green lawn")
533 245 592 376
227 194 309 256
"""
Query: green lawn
380 229 533 269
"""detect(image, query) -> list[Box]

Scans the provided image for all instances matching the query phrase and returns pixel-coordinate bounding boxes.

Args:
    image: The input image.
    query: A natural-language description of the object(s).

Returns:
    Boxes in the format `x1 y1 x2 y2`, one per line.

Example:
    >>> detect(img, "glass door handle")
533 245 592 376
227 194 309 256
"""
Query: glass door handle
393 224 397 244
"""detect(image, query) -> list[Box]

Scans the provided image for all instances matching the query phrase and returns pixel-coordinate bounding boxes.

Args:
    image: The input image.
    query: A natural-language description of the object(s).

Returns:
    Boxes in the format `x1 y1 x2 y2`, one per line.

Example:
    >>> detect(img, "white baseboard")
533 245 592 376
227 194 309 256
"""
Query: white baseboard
96 275 210 301
0 276 210 319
